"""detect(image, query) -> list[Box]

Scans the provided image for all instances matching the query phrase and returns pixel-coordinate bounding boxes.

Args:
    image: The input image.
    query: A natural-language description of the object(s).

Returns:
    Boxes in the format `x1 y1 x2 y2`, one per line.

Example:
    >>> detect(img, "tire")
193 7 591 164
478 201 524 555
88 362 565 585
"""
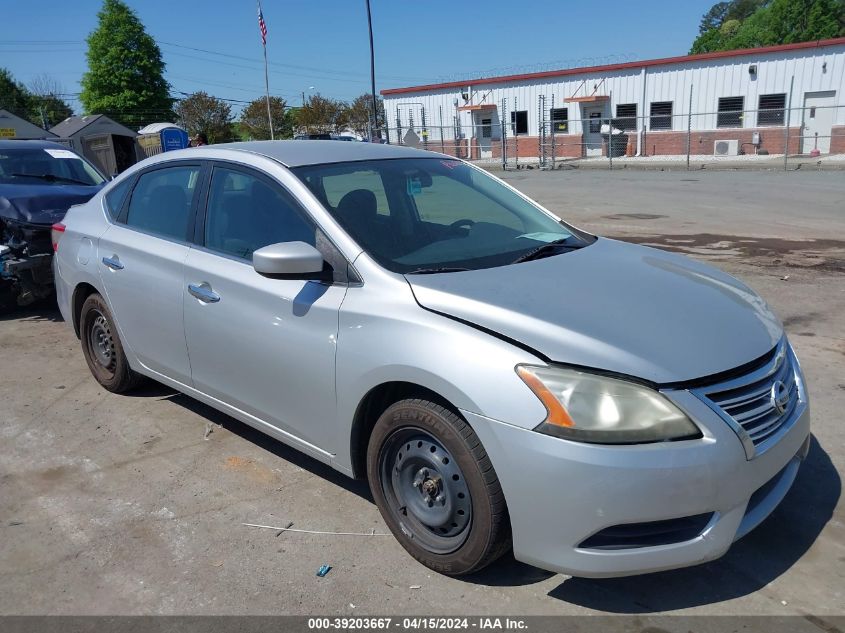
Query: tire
79 293 144 393
367 398 511 576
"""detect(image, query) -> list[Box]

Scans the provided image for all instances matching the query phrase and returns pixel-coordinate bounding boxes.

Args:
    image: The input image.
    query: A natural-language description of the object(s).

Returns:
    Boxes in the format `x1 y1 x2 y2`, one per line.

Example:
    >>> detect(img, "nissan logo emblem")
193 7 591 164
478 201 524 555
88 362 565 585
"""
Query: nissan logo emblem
770 380 790 415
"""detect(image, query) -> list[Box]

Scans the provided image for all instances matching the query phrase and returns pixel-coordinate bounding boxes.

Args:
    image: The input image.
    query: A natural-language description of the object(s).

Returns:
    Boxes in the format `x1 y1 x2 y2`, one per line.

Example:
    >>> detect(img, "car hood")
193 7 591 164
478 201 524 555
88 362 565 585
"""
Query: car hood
405 238 782 385
0 182 102 226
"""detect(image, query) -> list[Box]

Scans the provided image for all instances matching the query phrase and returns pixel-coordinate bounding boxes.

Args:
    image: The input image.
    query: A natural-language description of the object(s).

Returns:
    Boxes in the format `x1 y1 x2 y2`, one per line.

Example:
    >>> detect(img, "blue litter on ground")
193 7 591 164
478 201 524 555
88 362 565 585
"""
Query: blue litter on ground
316 565 332 577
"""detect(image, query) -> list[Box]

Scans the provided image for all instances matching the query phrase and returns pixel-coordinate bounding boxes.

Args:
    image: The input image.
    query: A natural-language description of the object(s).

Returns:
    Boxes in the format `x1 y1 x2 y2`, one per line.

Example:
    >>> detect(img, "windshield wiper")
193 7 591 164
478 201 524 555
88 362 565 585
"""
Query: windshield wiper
511 237 575 264
405 266 471 275
11 173 92 186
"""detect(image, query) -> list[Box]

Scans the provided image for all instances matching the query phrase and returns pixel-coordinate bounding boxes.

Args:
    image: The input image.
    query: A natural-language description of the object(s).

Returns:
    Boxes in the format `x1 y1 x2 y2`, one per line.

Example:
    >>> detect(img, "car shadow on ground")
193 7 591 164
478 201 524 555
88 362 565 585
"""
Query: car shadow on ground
0 301 63 323
546 435 839 612
129 382 374 502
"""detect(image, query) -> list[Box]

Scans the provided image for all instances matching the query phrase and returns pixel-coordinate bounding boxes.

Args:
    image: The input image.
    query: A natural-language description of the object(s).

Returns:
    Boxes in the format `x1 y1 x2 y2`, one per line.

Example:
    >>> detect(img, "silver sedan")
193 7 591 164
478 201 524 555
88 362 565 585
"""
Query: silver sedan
53 141 810 578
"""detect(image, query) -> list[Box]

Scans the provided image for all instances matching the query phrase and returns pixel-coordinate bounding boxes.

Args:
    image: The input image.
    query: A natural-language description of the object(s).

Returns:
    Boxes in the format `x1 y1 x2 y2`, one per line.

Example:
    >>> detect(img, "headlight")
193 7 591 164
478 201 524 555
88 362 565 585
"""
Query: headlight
517 365 701 444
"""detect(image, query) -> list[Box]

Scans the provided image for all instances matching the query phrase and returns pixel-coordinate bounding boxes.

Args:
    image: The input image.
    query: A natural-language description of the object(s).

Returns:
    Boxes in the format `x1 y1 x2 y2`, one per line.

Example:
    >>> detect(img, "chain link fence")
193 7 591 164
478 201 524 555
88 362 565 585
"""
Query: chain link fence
377 88 844 171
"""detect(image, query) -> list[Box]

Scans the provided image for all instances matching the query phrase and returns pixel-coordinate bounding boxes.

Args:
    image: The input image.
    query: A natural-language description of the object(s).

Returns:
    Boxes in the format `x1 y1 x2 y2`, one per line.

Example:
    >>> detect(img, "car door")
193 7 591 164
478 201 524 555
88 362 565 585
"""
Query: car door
97 162 204 384
182 163 348 454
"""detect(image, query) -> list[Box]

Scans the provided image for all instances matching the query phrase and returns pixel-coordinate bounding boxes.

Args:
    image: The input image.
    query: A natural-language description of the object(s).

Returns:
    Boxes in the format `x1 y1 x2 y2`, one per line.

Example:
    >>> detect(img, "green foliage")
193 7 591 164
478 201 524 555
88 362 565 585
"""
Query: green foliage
295 94 349 134
173 92 233 143
346 93 386 138
80 0 173 129
28 75 73 128
0 68 73 129
240 96 294 139
690 0 845 54
0 68 33 118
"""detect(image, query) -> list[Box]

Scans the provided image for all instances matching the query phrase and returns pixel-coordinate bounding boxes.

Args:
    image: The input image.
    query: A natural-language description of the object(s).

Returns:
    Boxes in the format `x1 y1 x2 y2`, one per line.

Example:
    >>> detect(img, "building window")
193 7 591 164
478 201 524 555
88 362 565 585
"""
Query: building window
481 118 492 138
614 103 637 131
551 107 568 132
717 96 744 128
758 93 786 126
510 110 528 135
649 101 673 130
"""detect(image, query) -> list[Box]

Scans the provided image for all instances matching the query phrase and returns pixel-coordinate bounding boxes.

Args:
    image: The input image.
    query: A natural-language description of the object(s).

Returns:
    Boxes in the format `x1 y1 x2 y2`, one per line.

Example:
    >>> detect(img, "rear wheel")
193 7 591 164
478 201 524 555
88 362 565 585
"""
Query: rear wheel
367 399 511 576
79 293 143 393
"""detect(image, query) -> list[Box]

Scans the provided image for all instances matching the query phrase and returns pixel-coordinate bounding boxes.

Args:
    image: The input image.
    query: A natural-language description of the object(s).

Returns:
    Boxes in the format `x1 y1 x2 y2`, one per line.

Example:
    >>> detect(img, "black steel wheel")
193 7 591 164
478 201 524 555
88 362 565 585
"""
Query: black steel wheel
79 293 144 393
367 399 511 576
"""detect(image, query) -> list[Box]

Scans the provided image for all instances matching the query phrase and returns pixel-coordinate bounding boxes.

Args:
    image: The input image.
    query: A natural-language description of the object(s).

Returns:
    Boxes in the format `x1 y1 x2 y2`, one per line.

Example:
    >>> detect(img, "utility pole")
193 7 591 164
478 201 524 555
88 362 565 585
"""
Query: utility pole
365 0 378 140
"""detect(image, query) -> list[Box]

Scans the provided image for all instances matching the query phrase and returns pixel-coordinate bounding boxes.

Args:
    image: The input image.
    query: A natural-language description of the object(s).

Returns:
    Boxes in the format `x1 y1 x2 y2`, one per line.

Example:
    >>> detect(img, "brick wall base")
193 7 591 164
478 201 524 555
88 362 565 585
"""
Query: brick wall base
408 126 845 159
829 125 845 154
643 127 801 156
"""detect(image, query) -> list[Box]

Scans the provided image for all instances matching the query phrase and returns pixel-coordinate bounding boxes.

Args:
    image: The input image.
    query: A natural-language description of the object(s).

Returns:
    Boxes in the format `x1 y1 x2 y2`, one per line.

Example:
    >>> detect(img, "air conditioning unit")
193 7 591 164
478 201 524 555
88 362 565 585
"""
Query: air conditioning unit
714 139 739 156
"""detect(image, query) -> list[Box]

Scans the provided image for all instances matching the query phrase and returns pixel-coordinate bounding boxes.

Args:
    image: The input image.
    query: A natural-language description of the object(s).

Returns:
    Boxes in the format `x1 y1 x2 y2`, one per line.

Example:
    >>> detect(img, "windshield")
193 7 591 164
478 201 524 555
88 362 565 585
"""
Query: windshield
0 147 106 186
293 158 592 273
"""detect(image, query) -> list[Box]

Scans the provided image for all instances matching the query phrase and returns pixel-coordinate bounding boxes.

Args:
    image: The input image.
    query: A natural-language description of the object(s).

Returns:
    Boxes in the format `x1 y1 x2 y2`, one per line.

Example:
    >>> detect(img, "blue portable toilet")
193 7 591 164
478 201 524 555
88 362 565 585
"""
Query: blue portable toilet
137 123 189 157
161 127 189 151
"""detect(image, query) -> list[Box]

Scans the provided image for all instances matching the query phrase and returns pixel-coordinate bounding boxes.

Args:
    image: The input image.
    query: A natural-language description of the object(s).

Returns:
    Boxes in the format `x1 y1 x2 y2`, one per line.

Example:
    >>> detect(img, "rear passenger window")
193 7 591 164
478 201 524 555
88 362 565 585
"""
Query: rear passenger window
125 165 199 240
204 166 315 260
104 177 132 219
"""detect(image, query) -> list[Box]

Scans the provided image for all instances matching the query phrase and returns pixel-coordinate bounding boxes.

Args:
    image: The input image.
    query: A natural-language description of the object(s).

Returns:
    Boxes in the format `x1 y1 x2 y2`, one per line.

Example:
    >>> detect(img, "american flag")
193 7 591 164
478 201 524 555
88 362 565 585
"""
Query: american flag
257 2 268 46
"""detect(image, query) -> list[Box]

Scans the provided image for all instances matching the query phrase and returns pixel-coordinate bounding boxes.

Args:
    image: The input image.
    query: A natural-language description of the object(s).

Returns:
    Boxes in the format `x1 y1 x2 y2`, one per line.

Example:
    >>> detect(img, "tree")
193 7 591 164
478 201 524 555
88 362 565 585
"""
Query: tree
295 94 349 134
346 93 385 138
80 0 173 128
240 96 294 139
28 74 73 128
691 0 844 53
0 68 33 118
174 92 233 143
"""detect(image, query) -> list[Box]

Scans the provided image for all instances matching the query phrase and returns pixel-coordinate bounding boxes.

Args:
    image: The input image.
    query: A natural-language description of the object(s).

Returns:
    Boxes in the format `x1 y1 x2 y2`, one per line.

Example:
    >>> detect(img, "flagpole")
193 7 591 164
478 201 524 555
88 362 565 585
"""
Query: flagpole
259 0 274 140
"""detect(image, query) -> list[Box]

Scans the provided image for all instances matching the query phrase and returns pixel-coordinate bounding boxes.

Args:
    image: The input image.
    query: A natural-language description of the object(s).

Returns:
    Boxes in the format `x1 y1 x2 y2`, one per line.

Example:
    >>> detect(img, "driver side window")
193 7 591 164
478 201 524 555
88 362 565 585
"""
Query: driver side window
204 166 315 260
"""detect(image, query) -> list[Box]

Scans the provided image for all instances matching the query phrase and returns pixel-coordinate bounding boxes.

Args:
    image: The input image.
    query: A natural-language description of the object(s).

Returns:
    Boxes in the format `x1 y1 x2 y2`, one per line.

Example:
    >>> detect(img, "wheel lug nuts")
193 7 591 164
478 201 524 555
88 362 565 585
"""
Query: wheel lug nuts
435 494 445 505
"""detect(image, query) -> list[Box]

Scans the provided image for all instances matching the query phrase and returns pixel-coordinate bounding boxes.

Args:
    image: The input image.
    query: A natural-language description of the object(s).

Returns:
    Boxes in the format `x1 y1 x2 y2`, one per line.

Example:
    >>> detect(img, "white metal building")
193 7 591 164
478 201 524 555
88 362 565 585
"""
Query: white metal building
381 37 845 159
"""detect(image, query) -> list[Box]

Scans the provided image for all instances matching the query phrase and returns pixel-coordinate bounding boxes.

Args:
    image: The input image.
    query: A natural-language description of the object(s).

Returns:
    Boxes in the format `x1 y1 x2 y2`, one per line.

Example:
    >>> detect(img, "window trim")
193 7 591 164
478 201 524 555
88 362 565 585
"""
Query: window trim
757 93 786 126
614 103 638 131
551 107 568 133
717 96 745 128
510 110 529 135
116 160 207 245
198 160 353 284
649 101 673 131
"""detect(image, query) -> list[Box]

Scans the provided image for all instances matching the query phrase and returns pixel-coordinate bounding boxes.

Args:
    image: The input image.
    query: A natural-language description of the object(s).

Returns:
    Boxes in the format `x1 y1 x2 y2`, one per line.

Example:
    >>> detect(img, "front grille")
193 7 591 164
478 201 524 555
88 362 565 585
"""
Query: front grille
702 342 799 448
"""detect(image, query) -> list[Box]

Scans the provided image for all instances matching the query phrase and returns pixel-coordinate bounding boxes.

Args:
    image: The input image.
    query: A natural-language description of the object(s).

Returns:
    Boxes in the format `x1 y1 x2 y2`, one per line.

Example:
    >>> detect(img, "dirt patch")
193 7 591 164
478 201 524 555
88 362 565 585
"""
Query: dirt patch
223 456 278 485
619 233 845 272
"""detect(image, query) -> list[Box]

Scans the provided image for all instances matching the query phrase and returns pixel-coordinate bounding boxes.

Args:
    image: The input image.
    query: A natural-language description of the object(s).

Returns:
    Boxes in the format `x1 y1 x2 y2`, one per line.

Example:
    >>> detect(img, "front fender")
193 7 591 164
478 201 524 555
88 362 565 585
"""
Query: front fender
333 279 548 474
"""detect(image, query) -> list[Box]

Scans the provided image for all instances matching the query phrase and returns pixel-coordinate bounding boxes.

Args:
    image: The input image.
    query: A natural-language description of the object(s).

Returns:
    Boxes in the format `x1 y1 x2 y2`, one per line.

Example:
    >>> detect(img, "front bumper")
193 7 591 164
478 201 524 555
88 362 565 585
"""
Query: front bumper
464 387 810 578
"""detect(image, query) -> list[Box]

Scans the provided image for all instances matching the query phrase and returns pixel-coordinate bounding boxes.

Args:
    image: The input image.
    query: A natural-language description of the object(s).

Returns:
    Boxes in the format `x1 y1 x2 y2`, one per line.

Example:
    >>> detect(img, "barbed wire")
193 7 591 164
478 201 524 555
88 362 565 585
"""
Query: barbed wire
434 53 638 83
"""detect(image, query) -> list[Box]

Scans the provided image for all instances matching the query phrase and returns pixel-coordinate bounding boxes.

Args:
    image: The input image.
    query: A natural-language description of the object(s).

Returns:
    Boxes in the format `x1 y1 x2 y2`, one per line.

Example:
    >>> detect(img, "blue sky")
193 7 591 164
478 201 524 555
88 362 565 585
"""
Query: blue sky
1 0 713 114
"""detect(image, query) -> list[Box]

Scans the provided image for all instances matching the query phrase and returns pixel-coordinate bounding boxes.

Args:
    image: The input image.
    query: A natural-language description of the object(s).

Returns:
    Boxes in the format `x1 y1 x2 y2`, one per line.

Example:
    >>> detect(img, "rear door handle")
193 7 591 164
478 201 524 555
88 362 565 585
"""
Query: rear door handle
102 256 124 270
188 283 220 303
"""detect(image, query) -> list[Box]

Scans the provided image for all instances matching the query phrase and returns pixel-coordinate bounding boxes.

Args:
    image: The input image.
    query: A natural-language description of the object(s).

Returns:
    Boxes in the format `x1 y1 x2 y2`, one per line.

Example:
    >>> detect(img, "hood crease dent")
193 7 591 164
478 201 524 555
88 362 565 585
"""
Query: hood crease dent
406 239 782 385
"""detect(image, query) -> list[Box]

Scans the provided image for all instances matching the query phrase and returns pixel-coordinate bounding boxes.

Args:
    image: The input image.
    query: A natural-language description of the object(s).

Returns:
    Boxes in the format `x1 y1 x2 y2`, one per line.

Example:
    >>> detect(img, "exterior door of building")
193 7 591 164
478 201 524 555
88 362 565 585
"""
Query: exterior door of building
474 112 493 158
801 91 836 154
582 105 606 157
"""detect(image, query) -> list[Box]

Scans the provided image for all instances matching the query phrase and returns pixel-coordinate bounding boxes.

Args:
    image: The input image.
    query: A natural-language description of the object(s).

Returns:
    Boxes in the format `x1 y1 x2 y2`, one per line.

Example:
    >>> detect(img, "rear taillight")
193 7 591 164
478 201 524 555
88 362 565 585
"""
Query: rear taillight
51 222 66 252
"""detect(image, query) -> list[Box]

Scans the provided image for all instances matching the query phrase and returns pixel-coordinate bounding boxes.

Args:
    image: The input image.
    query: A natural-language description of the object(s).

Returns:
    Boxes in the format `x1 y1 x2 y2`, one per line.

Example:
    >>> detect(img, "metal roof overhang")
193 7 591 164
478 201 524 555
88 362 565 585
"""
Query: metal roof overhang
564 95 610 103
456 104 498 111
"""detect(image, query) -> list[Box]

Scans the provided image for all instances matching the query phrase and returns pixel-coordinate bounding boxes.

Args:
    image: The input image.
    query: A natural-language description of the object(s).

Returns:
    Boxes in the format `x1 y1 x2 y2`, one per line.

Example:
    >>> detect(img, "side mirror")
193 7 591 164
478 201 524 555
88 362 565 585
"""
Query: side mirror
252 241 328 280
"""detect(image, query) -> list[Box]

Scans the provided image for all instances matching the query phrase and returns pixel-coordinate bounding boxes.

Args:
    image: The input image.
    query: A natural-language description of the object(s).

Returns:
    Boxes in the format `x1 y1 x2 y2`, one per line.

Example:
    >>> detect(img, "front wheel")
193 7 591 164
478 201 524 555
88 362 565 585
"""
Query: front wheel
79 293 144 393
367 399 511 576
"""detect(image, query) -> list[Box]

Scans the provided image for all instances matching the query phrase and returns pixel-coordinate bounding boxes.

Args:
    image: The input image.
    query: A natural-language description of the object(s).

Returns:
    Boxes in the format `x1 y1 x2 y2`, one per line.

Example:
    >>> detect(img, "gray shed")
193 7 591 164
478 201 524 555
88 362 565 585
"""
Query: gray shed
50 114 141 175
0 109 57 140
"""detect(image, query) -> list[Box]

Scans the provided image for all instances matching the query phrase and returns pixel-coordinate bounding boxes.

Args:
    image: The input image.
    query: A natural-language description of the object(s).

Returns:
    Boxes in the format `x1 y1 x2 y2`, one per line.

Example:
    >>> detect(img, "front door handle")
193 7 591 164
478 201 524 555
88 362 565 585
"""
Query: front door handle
188 282 220 303
102 256 124 270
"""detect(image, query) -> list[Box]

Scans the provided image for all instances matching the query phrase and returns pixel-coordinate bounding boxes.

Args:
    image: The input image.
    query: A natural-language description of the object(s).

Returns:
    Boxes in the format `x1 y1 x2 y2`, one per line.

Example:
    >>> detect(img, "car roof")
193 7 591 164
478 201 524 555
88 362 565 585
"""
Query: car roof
203 139 441 167
0 139 78 151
